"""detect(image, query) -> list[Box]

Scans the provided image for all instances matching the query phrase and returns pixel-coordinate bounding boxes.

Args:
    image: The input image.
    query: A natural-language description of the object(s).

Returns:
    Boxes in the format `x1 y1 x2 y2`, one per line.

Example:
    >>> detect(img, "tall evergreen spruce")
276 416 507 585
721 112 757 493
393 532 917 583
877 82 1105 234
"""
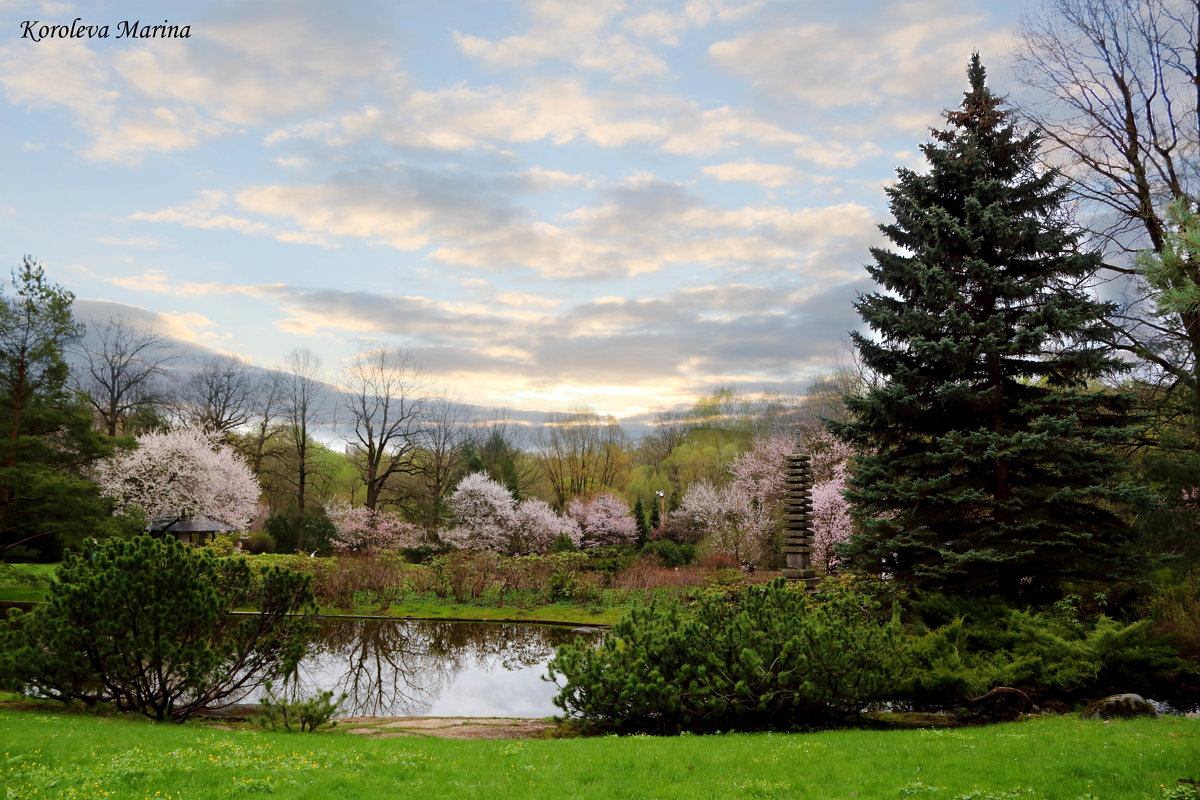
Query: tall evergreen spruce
831 56 1143 599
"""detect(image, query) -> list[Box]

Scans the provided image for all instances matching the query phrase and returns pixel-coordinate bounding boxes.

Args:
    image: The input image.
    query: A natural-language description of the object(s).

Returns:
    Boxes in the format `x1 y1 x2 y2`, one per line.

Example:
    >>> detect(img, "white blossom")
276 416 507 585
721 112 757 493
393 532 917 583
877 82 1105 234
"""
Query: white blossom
90 426 260 530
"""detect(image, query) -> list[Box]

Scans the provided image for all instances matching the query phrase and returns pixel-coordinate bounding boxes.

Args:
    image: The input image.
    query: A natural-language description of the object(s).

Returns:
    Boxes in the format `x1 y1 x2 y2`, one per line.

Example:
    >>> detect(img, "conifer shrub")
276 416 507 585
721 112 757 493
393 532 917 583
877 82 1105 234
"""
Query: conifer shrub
642 539 695 567
896 594 1185 709
0 535 316 721
547 577 908 733
257 681 346 733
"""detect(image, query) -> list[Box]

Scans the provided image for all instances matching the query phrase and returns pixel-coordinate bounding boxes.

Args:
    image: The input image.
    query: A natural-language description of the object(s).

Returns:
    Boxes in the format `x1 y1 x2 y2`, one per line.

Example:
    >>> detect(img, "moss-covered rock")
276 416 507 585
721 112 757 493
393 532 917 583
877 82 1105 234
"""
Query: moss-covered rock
1079 693 1158 720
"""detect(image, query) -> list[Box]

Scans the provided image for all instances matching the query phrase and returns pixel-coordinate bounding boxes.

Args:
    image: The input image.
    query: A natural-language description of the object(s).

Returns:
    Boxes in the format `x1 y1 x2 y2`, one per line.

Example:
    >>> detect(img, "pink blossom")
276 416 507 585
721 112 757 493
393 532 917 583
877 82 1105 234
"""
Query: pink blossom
681 479 771 563
445 472 517 551
567 492 637 548
681 427 856 567
811 467 852 571
512 497 582 552
90 425 261 530
324 501 418 554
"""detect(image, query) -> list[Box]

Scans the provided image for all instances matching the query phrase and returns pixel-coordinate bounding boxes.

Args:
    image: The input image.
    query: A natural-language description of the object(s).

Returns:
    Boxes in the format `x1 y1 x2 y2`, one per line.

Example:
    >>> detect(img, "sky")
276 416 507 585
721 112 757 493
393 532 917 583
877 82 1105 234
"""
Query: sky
0 0 1034 428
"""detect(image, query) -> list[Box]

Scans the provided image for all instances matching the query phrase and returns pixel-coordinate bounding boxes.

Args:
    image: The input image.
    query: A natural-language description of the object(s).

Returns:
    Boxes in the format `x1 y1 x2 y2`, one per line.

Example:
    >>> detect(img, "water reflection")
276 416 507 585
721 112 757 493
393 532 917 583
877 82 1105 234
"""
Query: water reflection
260 618 601 718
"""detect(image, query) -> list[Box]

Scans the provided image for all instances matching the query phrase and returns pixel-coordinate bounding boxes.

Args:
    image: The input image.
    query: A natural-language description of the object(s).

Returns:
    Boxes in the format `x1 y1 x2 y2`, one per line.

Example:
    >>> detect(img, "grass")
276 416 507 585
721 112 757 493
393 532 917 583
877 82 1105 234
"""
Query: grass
0 562 55 604
317 599 624 625
0 709 1197 799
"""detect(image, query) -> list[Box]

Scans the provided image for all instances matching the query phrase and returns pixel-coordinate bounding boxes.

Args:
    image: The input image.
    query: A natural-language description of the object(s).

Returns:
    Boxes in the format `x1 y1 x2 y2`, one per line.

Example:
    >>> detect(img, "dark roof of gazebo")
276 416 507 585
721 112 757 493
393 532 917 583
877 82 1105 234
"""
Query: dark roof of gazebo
145 516 231 533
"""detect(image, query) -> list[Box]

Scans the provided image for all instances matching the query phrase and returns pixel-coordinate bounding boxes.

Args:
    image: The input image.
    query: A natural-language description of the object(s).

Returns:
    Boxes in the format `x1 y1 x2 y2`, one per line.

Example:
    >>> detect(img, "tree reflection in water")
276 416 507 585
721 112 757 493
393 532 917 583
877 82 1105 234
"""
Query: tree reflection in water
271 619 600 717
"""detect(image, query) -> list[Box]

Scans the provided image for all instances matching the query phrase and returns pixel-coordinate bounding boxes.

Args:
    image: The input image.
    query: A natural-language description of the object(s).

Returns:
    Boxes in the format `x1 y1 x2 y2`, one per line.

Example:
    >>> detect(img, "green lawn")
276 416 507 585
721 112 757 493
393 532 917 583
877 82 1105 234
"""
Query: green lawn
0 561 628 625
321 598 624 625
0 562 56 604
1 710 1196 799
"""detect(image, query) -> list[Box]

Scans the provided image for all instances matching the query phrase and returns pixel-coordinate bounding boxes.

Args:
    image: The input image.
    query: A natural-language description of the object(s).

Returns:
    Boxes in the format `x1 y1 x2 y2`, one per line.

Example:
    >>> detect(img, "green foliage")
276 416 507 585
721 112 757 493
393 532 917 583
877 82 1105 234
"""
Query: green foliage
0 259 115 560
243 531 276 554
641 539 695 567
583 543 639 574
204 533 238 557
0 535 316 721
633 496 649 545
257 680 346 732
548 577 908 733
1160 781 1200 800
898 594 1184 708
266 510 336 555
1141 567 1200 663
833 56 1146 599
547 532 579 553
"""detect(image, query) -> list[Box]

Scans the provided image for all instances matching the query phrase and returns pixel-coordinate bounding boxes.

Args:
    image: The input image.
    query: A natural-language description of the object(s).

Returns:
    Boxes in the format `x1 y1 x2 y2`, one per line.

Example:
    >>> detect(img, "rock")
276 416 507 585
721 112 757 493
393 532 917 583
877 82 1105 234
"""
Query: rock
1080 693 1158 720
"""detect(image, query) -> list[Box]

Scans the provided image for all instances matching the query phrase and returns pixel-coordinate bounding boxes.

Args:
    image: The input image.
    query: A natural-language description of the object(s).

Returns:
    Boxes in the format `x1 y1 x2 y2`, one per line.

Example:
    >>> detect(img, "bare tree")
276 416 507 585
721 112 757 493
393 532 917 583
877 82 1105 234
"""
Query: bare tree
279 348 329 526
535 407 629 509
463 413 541 499
342 346 425 511
411 394 471 531
74 317 172 436
179 354 255 437
1015 0 1200 405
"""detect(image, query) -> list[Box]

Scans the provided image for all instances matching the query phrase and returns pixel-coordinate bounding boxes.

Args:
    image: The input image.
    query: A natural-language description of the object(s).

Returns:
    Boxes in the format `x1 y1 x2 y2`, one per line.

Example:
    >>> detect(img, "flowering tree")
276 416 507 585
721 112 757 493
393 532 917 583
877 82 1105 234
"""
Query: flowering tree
727 433 792 510
445 471 517 551
90 426 260 530
444 472 581 553
682 427 855 567
512 497 582 552
567 492 638 548
323 501 417 554
811 466 852 572
680 480 767 563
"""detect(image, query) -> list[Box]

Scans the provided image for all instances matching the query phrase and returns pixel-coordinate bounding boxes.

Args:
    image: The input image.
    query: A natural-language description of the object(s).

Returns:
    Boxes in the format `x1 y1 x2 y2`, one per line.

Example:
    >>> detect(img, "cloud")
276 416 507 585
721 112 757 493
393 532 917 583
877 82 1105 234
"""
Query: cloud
708 0 1013 114
622 0 762 44
702 160 829 187
71 298 221 347
99 236 170 248
265 76 874 165
455 0 668 79
249 275 867 399
235 163 525 250
0 0 400 162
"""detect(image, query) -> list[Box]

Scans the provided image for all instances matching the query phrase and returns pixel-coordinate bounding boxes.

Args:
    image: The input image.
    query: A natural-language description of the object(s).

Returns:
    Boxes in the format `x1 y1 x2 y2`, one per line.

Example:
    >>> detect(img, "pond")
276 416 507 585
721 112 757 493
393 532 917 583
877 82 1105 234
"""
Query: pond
250 618 604 718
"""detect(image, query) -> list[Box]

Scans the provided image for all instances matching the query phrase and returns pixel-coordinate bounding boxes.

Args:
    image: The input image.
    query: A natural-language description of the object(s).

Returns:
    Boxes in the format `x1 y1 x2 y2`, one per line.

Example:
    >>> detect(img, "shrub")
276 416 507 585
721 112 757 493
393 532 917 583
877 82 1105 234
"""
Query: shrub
548 577 908 733
1142 568 1200 663
266 511 336 555
896 593 1186 708
257 681 347 733
428 552 498 602
641 539 695 567
0 535 316 721
243 531 276 554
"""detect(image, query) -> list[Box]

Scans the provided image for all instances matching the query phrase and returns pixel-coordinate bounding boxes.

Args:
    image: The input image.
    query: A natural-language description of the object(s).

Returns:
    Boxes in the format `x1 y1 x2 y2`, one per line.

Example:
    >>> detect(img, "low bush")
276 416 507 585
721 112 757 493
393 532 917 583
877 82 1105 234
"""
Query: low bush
257 681 347 733
548 577 908 733
242 532 276 554
642 539 695 567
897 593 1186 708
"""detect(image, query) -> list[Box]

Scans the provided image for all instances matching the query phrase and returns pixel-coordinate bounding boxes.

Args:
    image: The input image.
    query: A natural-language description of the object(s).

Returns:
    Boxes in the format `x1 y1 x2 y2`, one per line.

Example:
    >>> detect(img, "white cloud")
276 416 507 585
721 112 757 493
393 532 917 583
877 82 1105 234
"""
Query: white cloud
702 160 829 187
708 1 1013 113
455 0 668 78
0 2 400 162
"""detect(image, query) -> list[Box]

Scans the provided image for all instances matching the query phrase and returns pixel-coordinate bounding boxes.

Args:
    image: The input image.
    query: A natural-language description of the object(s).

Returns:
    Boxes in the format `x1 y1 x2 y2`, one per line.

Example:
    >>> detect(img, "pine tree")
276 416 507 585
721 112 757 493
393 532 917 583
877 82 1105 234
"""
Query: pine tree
633 496 649 546
0 257 115 559
831 55 1145 600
